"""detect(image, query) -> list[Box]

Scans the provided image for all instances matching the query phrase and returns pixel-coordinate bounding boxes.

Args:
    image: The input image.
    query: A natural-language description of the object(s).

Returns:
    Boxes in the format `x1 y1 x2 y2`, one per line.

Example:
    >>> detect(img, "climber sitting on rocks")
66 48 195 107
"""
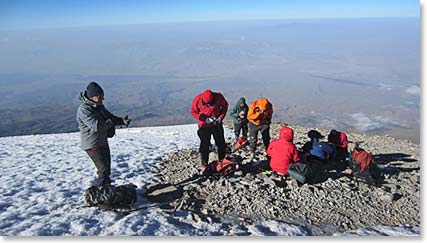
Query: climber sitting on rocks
267 126 301 176
302 130 335 163
327 129 349 163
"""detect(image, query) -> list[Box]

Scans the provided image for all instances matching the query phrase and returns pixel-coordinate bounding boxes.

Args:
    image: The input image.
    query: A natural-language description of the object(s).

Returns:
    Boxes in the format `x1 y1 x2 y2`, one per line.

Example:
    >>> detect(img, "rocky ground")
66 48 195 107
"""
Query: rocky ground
145 121 420 235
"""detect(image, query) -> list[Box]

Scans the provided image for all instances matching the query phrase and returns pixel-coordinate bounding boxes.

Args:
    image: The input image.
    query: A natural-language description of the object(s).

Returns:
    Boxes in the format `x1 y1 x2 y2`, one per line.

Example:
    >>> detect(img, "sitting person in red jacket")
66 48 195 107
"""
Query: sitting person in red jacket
190 89 228 172
267 126 300 175
327 129 349 162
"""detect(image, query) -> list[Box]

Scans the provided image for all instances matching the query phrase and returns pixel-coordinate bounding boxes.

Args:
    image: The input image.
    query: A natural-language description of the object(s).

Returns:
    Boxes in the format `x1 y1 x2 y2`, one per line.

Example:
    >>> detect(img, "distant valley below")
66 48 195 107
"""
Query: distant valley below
0 18 419 143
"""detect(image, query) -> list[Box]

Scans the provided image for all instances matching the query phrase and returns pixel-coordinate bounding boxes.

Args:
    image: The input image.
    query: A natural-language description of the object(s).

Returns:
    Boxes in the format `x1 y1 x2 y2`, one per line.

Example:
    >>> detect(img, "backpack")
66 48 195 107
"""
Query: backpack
83 184 137 210
206 158 238 176
350 149 383 186
287 162 313 184
235 136 248 150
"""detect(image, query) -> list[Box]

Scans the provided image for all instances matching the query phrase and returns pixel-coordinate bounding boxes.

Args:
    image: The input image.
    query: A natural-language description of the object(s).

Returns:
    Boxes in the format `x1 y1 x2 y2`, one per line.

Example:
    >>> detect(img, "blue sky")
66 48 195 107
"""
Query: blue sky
0 0 420 29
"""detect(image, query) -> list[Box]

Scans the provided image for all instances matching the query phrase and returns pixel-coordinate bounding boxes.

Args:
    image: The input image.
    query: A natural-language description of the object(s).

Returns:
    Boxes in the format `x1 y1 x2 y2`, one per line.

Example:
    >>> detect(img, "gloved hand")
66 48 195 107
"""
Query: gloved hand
205 117 214 124
214 117 222 125
239 111 245 117
105 118 114 127
122 115 132 128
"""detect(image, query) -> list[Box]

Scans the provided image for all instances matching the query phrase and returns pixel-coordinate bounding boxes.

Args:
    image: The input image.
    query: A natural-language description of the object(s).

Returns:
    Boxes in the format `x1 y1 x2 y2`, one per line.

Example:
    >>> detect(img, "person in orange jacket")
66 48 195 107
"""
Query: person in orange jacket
247 98 273 158
267 126 300 175
190 89 228 171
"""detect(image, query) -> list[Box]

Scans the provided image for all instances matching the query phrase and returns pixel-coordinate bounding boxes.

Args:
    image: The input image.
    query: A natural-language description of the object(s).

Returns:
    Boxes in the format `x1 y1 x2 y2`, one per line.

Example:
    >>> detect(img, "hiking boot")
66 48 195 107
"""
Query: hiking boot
200 165 207 173
249 152 256 161
200 165 210 175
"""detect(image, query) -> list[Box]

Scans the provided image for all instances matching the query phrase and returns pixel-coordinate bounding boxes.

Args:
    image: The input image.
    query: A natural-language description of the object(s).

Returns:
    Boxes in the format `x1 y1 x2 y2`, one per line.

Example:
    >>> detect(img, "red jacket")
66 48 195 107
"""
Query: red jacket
328 131 348 149
190 90 228 128
268 126 300 175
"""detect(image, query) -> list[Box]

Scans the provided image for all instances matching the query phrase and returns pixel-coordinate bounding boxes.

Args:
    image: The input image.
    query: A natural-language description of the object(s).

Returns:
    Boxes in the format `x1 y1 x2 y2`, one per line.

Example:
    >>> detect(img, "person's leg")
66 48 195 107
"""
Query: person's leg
248 122 260 153
260 124 271 150
101 146 111 184
212 125 226 161
197 127 212 166
242 123 248 139
86 145 111 185
234 122 242 141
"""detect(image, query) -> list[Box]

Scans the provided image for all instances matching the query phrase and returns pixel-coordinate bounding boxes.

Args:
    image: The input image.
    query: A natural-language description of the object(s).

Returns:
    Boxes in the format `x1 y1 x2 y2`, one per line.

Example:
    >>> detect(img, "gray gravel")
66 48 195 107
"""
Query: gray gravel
152 122 420 233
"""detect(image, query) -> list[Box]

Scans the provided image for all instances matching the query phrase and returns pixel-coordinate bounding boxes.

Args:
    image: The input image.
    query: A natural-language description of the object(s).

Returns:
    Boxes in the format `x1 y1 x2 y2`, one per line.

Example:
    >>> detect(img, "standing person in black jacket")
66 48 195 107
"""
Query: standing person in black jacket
77 82 131 186
229 97 249 142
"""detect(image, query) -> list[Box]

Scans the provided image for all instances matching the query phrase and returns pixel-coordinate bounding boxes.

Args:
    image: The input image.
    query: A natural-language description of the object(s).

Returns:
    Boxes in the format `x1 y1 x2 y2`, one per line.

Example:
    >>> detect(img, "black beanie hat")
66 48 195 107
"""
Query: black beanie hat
307 130 324 139
86 82 104 98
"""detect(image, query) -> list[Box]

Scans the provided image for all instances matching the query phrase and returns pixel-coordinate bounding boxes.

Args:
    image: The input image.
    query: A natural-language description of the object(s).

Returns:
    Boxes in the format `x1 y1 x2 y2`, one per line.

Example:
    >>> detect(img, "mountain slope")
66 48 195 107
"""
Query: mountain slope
0 124 420 236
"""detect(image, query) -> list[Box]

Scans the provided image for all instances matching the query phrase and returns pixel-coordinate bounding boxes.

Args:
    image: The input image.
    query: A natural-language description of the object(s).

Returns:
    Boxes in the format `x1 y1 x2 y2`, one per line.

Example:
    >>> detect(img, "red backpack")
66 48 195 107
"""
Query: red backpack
351 148 375 172
350 148 383 185
207 158 237 176
235 136 248 150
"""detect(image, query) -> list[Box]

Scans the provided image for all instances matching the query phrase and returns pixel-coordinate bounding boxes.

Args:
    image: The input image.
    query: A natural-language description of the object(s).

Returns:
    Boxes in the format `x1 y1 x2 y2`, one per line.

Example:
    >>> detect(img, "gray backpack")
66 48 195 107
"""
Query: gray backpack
83 184 137 210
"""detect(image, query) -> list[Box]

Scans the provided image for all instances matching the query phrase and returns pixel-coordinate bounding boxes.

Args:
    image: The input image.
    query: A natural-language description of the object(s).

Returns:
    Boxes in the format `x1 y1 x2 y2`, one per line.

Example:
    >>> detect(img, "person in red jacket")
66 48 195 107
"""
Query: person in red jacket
327 129 349 163
190 89 228 171
267 126 300 175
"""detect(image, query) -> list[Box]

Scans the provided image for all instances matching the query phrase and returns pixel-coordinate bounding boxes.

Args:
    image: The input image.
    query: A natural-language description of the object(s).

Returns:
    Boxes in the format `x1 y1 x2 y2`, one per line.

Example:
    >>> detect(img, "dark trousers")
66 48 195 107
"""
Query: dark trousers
248 122 271 153
86 145 111 185
234 122 248 138
197 125 226 166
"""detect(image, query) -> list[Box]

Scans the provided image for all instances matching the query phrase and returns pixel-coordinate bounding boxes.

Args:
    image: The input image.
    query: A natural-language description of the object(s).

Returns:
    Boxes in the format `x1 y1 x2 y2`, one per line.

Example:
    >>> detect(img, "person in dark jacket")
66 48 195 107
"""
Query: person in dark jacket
190 89 228 171
302 130 335 162
327 129 349 162
229 97 249 142
247 98 273 159
77 82 131 186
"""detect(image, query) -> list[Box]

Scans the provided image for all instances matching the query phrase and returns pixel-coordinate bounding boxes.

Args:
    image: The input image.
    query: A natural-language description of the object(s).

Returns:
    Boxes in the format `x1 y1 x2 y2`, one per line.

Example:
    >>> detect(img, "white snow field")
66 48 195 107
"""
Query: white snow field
0 124 420 236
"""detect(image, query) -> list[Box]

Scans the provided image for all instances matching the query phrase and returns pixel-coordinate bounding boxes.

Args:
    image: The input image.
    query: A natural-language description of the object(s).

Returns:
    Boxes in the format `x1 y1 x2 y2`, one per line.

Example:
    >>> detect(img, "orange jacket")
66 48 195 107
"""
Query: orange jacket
247 98 273 126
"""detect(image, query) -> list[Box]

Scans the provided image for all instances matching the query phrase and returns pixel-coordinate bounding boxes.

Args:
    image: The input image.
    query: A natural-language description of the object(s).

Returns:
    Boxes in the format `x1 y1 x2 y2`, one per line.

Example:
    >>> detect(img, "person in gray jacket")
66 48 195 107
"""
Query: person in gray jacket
77 82 131 186
229 97 249 142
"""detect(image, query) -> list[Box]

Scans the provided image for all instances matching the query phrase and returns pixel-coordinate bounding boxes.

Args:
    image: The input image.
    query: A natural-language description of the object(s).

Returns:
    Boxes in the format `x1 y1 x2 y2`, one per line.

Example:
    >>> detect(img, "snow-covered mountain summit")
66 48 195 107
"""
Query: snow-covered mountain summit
0 124 420 236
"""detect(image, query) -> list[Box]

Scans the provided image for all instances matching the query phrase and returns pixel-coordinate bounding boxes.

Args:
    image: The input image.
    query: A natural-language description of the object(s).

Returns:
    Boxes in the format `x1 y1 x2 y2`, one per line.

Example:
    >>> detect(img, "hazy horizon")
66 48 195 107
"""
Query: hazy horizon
0 17 420 143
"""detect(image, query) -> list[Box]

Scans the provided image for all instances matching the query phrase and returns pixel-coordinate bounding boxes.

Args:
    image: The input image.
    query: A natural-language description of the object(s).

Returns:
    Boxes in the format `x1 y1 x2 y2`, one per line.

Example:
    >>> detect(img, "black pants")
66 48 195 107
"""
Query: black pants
248 122 271 153
86 145 111 185
234 122 248 138
197 125 226 166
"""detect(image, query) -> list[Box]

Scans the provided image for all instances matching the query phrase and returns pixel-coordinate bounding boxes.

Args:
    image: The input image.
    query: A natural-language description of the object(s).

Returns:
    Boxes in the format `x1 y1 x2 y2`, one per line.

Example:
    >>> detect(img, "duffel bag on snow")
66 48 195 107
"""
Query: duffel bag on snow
287 162 312 184
83 184 137 210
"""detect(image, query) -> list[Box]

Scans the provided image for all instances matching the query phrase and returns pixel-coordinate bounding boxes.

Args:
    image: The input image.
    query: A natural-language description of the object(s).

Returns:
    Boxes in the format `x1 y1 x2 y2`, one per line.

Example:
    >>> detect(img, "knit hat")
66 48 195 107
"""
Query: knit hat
307 130 324 140
86 82 104 98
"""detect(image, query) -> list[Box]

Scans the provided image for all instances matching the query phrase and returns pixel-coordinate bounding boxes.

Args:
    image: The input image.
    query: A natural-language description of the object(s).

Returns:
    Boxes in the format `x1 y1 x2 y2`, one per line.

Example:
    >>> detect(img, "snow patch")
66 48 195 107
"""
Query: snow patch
405 85 420 96
335 225 420 236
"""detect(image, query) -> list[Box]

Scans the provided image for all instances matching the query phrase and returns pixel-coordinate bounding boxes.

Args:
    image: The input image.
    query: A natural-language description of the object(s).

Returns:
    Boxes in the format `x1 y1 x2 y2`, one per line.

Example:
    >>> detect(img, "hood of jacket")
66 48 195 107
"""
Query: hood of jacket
201 90 214 104
257 98 269 110
238 97 246 105
279 126 294 142
78 91 97 108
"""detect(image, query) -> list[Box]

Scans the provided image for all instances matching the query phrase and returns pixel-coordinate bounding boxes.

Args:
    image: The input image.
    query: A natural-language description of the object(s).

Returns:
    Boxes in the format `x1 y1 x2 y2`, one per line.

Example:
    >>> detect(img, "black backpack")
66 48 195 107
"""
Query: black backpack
287 162 313 184
351 160 383 186
83 184 137 210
